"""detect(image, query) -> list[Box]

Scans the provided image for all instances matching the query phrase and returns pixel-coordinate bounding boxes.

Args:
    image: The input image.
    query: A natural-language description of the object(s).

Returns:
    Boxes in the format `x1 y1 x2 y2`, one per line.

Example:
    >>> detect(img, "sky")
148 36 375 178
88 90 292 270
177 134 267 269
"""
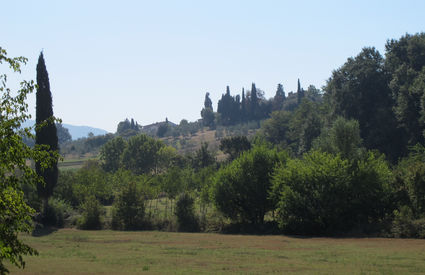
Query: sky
2 0 425 133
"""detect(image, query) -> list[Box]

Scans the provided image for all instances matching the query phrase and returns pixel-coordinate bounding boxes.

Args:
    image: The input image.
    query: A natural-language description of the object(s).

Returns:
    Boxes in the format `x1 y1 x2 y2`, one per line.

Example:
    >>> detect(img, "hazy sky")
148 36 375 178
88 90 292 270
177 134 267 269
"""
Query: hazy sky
3 0 424 132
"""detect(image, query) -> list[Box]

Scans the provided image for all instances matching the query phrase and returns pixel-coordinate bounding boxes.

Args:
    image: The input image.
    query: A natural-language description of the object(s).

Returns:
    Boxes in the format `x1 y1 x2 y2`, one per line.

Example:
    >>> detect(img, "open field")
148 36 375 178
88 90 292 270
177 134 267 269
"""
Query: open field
9 229 425 274
58 156 99 170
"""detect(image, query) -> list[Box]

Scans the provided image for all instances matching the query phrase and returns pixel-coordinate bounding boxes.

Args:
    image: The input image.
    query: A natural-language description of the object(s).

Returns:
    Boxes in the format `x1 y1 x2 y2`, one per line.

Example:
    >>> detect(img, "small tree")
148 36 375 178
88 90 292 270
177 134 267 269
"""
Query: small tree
100 136 126 172
219 136 251 161
112 182 145 230
213 145 281 225
175 193 199 232
78 195 102 230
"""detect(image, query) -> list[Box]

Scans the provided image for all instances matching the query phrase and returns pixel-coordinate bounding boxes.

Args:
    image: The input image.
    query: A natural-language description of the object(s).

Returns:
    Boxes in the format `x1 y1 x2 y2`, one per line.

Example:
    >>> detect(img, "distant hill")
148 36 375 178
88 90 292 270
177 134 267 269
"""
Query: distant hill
22 120 109 140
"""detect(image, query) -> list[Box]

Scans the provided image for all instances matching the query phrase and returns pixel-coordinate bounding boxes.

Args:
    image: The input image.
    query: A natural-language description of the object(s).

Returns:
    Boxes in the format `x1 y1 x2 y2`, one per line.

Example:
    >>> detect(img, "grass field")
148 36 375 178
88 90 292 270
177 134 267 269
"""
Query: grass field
8 229 425 274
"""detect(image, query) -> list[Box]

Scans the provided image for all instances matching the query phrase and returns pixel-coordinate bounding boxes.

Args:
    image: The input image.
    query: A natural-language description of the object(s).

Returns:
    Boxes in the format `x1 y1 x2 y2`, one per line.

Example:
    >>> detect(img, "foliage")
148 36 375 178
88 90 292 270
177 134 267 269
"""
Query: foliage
116 118 139 136
54 161 112 207
78 195 103 230
219 136 251 161
313 117 363 160
386 33 425 147
35 52 59 215
272 150 392 234
212 145 281 225
325 47 402 161
112 182 145 230
100 136 126 172
391 205 425 238
121 134 164 175
392 144 425 218
191 142 216 170
175 193 199 232
261 110 294 150
56 123 72 144
39 198 74 227
0 47 59 273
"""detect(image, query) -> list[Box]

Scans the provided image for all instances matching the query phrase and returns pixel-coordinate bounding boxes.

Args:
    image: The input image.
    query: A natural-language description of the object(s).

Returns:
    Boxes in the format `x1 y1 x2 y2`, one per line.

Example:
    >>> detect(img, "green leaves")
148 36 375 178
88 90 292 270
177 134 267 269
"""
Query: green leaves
0 47 53 274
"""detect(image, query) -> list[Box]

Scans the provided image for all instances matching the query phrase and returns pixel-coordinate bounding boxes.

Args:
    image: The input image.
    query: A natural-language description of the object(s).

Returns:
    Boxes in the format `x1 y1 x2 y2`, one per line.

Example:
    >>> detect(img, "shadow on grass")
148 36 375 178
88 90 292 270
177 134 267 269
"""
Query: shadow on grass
32 225 58 237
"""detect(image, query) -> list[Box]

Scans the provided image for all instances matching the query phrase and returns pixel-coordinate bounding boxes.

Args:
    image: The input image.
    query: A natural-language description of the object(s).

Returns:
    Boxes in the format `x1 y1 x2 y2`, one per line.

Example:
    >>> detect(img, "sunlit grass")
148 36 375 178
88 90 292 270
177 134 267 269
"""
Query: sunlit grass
9 229 425 274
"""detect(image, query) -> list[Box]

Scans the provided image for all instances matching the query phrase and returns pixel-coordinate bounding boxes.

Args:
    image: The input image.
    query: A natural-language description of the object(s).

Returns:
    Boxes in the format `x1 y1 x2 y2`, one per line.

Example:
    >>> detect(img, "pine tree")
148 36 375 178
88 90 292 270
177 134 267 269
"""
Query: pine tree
35 52 59 216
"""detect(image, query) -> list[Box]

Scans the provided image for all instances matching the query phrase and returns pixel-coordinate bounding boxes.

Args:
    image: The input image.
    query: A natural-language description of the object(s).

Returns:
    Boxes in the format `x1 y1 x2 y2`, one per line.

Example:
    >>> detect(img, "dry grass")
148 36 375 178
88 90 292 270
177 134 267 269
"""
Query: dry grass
8 229 425 274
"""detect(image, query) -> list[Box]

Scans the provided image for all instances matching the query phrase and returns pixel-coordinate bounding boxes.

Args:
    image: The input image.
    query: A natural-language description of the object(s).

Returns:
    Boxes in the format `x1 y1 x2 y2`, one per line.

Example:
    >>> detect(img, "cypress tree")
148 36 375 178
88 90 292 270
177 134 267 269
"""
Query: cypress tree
204 92 213 110
35 52 59 216
250 83 258 120
241 88 246 121
297 78 304 104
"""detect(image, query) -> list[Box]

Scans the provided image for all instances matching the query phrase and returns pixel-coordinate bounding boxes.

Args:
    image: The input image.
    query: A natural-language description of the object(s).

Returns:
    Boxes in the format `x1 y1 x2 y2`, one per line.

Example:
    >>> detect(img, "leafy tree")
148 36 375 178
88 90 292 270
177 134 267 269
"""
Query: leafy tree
192 142 216 170
35 52 59 219
290 99 323 154
121 134 164 175
325 47 401 161
116 118 139 136
212 145 281 225
56 123 72 144
261 110 295 150
100 136 126 172
201 106 215 128
175 193 199 232
78 195 103 230
386 33 425 147
313 117 363 160
272 150 392 234
393 145 425 218
156 121 169 137
112 182 145 230
219 136 251 161
0 47 57 273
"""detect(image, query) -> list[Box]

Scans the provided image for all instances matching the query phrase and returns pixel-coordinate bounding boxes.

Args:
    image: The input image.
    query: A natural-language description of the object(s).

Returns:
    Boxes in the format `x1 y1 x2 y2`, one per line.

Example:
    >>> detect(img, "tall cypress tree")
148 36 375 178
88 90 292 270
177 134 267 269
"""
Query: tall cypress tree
297 78 304 104
35 52 59 216
241 88 246 121
250 83 258 120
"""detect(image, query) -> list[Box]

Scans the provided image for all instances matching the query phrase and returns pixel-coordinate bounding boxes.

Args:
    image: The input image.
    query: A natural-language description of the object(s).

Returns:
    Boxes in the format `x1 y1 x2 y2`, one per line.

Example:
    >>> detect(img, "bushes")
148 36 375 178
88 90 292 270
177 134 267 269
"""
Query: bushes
112 182 145 230
39 198 74 227
272 151 392 235
78 196 103 230
212 145 281 226
175 193 199 232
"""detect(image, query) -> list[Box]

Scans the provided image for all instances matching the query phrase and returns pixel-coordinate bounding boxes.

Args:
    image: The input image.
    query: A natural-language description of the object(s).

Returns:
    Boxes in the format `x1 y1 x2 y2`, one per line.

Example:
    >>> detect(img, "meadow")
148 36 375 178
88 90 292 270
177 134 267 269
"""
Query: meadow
9 229 425 274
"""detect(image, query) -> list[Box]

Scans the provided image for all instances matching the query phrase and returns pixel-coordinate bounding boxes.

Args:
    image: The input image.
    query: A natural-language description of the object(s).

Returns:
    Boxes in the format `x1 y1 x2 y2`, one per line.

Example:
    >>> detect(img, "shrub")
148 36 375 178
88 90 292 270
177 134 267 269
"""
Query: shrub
39 198 74 227
78 196 103 230
212 145 281 226
272 151 392 235
175 193 199 232
112 182 145 230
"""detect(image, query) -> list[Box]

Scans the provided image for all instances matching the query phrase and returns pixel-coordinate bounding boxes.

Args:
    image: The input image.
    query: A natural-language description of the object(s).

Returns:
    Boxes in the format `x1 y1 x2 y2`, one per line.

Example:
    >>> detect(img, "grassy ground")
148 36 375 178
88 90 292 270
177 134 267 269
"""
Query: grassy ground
9 229 425 274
